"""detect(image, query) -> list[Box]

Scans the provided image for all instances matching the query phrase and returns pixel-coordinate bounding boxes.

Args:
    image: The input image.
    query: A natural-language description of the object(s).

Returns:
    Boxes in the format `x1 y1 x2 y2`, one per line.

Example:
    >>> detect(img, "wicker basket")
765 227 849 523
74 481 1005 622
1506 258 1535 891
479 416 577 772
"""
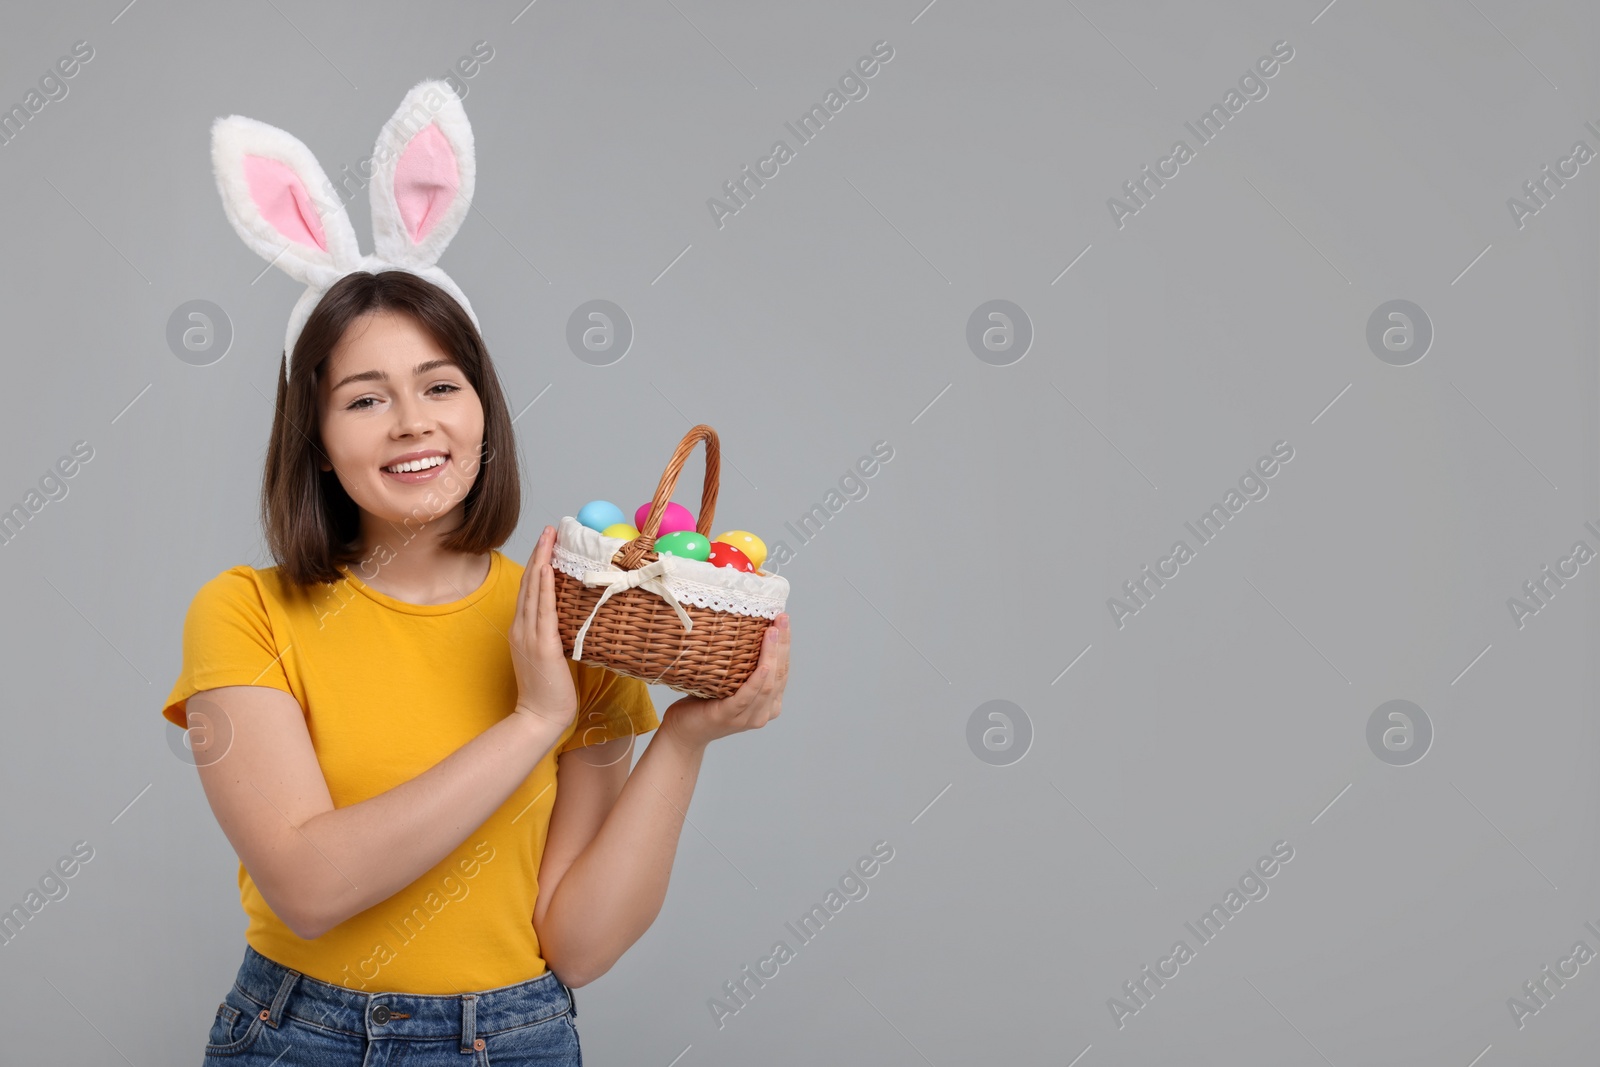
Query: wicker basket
551 424 789 700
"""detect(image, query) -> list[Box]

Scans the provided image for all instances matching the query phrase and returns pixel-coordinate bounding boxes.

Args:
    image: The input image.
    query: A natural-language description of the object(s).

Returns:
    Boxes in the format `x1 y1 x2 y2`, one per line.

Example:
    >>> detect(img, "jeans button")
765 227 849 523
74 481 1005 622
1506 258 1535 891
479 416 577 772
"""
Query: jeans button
372 1004 391 1025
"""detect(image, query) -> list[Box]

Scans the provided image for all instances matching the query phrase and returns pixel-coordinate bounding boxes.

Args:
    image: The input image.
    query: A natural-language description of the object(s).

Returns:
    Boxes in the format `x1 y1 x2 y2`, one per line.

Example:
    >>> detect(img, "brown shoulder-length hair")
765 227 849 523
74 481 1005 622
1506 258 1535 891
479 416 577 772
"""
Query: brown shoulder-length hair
262 271 521 588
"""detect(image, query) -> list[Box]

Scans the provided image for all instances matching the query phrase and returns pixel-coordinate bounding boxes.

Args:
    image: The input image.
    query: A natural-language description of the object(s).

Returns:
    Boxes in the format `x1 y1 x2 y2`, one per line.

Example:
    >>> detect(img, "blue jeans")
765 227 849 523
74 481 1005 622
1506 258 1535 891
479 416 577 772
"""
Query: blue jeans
200 943 582 1065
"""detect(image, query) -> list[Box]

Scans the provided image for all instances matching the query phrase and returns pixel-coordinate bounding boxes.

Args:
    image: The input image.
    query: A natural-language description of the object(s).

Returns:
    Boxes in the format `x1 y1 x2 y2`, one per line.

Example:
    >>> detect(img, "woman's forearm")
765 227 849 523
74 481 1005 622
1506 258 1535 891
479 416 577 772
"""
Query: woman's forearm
540 722 707 985
287 710 567 939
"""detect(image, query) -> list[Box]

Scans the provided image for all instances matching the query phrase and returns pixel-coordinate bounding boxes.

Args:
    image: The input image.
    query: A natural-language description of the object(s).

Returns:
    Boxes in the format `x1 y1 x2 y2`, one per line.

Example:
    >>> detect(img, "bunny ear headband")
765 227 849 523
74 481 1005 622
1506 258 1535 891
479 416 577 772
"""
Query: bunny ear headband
210 78 479 370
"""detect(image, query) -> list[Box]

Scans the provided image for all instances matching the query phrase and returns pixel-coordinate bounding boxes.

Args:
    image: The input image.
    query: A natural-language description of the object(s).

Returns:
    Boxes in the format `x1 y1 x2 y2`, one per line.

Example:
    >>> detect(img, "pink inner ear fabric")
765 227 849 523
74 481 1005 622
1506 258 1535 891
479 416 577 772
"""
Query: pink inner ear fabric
394 123 459 244
242 154 328 252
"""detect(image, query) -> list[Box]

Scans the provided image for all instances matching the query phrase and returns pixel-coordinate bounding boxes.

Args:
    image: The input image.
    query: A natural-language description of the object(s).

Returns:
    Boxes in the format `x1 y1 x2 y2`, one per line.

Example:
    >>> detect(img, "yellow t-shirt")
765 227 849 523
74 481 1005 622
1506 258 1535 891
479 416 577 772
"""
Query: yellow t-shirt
160 548 658 994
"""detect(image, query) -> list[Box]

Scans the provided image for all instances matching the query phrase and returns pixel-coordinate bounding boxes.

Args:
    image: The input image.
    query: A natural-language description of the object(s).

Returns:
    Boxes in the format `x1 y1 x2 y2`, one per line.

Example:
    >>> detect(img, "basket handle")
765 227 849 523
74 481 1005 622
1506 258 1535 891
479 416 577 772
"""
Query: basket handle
617 424 720 569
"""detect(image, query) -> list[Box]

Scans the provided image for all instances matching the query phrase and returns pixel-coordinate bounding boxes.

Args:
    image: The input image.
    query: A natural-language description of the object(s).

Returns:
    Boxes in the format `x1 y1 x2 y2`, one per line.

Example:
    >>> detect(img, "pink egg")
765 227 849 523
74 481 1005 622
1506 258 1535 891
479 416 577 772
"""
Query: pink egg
635 500 696 536
707 541 754 572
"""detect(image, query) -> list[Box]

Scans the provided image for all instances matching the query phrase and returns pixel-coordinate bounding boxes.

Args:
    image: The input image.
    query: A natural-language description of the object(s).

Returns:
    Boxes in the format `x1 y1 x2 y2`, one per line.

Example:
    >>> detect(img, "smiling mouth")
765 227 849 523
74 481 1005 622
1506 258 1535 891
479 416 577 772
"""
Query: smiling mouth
383 454 449 473
381 454 450 477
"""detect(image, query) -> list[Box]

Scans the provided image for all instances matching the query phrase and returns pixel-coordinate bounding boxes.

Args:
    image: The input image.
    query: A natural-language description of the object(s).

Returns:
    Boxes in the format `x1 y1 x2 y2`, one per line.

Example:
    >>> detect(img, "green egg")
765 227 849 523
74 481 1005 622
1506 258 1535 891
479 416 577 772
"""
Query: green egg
654 530 710 561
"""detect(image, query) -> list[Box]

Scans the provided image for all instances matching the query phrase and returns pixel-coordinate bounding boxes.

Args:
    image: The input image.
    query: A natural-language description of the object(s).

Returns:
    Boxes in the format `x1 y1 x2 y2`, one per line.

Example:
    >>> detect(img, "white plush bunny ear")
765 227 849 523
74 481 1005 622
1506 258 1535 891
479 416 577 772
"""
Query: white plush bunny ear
369 79 475 269
210 114 361 291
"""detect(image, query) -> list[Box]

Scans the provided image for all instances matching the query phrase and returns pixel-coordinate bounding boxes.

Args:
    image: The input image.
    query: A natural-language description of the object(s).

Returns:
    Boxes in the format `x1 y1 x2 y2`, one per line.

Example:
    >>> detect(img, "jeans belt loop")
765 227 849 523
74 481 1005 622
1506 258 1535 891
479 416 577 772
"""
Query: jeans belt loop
265 967 302 1029
459 992 478 1052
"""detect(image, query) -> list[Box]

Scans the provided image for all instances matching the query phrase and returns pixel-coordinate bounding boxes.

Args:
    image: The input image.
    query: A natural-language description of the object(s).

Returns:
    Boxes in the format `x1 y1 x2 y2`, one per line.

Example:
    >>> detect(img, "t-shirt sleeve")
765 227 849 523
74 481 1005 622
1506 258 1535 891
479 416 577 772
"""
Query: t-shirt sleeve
161 567 297 729
557 661 660 755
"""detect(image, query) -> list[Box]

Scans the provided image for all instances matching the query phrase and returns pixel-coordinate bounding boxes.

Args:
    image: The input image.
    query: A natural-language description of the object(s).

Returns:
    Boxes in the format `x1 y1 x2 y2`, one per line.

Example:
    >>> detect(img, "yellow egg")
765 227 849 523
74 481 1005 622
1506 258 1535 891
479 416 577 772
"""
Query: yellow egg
712 530 766 570
601 522 641 540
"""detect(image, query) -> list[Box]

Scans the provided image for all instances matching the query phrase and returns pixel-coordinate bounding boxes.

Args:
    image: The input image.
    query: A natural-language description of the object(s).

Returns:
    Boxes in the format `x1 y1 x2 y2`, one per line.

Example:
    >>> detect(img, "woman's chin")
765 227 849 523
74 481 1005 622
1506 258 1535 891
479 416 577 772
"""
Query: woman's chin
359 501 464 533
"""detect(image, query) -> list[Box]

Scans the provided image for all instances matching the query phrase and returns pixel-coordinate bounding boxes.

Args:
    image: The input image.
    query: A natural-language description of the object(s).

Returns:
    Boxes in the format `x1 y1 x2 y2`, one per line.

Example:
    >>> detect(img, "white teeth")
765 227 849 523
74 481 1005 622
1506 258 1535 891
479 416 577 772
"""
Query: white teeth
384 455 447 473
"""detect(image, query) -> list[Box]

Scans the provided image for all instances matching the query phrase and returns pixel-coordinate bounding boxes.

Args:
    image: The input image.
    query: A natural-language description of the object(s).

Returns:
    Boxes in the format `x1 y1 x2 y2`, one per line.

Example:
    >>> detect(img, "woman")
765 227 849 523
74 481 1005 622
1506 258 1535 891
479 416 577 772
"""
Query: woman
167 81 790 1065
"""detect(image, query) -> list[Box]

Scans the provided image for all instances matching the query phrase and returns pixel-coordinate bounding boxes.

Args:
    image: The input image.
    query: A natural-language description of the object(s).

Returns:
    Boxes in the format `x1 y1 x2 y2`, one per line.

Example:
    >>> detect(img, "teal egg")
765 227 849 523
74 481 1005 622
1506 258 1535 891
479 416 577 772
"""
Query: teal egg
577 500 625 532
654 530 710 561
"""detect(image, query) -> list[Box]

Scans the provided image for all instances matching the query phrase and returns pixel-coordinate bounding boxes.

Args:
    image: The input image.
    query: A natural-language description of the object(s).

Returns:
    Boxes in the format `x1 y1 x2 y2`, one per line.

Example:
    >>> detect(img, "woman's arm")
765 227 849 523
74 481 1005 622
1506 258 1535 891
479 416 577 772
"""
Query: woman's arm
535 615 790 987
194 685 568 940
192 526 577 940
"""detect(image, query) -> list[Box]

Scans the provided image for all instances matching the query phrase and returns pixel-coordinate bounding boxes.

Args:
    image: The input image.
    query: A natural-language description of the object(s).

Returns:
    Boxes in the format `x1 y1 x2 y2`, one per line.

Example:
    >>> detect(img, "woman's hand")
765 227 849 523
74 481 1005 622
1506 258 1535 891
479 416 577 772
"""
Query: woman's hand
509 525 579 730
659 614 790 750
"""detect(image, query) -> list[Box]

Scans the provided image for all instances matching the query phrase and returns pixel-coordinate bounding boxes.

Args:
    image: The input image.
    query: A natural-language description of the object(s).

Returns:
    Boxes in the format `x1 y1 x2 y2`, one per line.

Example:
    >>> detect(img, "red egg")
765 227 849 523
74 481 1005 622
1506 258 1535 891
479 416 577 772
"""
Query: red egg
707 541 755 572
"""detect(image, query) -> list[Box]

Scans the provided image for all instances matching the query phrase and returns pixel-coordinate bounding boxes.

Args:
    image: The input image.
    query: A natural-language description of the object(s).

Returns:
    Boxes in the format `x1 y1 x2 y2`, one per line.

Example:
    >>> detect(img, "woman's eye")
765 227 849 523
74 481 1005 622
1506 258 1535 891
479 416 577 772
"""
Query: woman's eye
345 384 458 411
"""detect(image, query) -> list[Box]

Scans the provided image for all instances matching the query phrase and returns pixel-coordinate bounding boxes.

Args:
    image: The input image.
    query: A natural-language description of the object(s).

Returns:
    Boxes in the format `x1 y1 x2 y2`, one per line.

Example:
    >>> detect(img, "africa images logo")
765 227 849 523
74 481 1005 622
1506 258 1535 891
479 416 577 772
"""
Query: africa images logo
1107 441 1294 629
708 840 894 1029
1108 840 1295 1029
706 40 895 230
1106 40 1295 229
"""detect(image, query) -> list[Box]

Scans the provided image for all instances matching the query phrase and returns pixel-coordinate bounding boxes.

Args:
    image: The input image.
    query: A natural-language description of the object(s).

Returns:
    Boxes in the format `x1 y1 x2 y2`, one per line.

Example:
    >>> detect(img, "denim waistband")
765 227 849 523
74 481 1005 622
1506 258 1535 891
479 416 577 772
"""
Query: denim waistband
228 943 576 1048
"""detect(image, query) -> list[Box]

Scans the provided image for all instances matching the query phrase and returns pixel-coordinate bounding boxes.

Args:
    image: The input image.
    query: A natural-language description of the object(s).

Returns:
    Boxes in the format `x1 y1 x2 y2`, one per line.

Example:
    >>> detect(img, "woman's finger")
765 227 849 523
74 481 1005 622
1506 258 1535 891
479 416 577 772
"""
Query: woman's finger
526 525 551 580
519 528 550 629
730 657 773 727
724 673 759 723
537 554 560 648
753 635 780 682
514 543 535 627
531 549 550 638
772 647 789 693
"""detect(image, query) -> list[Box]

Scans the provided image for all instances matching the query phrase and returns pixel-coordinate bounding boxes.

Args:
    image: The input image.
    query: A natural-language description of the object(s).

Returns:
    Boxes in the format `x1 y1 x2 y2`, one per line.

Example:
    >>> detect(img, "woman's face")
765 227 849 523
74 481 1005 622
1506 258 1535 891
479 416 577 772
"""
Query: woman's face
317 309 485 535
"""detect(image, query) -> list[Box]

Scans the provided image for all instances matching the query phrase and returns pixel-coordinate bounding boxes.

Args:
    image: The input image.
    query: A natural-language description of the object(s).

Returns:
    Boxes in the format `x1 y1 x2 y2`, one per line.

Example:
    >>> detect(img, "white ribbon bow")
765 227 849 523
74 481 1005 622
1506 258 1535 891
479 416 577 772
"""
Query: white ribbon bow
571 557 695 661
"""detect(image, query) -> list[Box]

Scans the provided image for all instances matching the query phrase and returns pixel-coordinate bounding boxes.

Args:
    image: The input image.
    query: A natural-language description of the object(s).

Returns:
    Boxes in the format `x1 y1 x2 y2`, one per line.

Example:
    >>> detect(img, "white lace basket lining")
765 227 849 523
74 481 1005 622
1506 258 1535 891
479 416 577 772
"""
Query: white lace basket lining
551 516 789 619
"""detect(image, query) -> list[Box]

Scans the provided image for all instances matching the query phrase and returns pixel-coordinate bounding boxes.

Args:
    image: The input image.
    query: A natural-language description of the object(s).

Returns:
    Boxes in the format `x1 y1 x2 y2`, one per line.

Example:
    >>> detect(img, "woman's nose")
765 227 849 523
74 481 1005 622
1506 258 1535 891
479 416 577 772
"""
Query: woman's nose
391 393 435 436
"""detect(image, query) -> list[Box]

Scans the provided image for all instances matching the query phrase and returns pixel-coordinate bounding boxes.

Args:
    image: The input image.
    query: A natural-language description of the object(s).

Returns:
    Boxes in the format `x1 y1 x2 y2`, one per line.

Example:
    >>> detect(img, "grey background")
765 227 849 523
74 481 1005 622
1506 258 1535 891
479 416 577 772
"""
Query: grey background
0 0 1595 1063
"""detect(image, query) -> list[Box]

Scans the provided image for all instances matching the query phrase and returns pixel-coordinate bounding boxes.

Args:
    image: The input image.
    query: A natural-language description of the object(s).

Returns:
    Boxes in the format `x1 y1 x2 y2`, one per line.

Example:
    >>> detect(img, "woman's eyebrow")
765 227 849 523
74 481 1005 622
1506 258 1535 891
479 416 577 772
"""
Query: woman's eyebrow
331 359 455 391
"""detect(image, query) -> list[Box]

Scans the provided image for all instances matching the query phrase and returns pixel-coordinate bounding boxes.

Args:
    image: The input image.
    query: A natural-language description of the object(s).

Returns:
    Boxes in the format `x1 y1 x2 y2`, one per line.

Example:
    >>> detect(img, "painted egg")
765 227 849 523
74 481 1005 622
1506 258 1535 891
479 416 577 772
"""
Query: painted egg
577 500 625 532
635 501 696 536
707 541 755 572
712 530 766 571
601 522 640 541
653 530 711 561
